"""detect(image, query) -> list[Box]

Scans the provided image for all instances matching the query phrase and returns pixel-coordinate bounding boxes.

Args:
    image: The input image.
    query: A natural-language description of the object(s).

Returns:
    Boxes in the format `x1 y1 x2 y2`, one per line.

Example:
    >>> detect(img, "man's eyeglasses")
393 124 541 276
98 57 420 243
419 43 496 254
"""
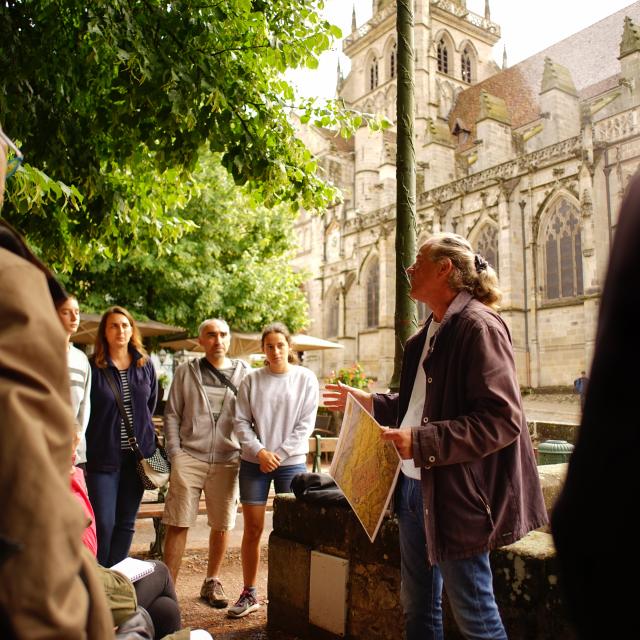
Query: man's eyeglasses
0 128 24 178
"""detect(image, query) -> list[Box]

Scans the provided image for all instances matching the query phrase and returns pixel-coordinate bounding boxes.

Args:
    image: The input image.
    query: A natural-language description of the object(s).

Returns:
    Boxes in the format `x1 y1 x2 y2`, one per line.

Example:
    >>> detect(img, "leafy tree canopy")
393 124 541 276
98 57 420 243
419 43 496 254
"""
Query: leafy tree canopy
67 153 310 334
0 0 383 267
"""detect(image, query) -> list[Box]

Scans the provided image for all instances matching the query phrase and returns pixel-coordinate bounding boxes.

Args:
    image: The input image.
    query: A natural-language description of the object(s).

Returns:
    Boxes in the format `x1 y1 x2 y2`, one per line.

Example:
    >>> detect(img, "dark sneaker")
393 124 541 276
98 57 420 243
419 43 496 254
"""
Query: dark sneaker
227 588 260 618
200 578 228 608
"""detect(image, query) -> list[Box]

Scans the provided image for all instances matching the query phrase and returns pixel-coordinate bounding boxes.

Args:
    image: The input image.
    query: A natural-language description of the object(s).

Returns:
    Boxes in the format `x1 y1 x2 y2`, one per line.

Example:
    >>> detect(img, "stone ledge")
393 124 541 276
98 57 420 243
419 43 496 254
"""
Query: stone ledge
269 464 572 640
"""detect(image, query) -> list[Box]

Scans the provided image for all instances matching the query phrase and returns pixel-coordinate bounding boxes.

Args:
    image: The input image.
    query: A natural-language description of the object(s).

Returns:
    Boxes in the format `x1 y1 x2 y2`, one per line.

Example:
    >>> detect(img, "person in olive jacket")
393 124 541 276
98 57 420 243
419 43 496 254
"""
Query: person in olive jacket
325 233 547 640
86 306 158 567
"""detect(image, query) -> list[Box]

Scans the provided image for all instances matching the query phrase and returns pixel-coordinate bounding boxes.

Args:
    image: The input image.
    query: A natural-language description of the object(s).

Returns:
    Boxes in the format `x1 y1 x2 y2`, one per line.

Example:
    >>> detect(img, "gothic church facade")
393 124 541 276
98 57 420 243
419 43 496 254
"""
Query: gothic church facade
293 0 640 390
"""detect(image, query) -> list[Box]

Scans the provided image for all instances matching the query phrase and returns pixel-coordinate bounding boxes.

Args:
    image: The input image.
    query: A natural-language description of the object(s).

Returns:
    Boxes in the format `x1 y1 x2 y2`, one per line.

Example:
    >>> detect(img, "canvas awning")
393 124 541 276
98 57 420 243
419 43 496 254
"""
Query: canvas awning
71 313 185 345
161 332 344 357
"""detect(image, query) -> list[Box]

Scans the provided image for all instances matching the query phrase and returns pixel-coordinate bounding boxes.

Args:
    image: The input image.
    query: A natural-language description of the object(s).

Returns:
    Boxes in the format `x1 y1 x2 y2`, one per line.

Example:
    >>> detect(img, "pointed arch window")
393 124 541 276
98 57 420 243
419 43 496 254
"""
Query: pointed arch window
390 43 397 79
461 47 472 83
369 57 379 91
544 198 584 300
327 288 340 337
437 39 449 74
475 224 499 276
366 258 380 328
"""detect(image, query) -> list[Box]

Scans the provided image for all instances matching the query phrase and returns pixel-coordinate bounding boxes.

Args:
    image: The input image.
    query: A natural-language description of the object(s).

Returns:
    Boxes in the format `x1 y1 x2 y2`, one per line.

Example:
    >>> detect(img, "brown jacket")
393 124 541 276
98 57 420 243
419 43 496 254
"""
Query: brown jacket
0 248 114 638
373 292 547 566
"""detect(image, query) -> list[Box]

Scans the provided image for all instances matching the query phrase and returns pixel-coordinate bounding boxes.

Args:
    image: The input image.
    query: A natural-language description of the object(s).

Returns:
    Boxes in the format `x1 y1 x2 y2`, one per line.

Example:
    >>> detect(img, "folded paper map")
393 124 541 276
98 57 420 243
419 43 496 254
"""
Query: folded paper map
330 395 401 542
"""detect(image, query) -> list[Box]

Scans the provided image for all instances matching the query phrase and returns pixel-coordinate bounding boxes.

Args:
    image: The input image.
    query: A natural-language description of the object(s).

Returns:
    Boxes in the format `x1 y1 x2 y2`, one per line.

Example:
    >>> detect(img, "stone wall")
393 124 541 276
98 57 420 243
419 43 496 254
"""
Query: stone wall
268 465 573 640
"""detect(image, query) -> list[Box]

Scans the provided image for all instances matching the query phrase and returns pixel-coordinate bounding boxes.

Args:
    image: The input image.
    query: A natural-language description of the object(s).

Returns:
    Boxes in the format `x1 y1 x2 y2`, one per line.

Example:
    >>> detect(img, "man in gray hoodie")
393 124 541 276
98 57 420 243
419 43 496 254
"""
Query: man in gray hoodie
162 318 249 607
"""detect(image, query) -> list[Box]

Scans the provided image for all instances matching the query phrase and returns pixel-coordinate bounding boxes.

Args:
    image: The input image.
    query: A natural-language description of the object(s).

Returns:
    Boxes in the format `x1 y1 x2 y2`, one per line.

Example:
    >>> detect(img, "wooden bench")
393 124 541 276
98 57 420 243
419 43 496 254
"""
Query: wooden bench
136 496 275 557
137 435 340 556
136 497 275 521
308 435 339 472
136 499 207 520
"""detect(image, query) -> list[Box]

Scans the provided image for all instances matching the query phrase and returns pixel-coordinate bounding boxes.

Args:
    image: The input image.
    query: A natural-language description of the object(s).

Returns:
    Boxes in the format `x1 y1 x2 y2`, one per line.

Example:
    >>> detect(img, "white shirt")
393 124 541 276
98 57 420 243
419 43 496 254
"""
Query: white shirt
67 344 91 464
399 319 440 479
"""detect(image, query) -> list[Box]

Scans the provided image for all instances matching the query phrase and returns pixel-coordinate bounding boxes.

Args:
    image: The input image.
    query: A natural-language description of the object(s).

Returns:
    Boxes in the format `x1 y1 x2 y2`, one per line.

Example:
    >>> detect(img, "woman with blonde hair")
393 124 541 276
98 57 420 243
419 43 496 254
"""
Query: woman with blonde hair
86 305 158 566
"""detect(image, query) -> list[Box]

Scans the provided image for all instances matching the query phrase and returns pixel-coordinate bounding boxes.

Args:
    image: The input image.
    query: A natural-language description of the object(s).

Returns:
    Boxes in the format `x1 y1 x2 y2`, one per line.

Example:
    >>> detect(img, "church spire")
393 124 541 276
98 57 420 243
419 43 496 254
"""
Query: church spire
351 3 357 32
485 0 491 21
620 16 640 58
502 45 507 69
336 58 344 94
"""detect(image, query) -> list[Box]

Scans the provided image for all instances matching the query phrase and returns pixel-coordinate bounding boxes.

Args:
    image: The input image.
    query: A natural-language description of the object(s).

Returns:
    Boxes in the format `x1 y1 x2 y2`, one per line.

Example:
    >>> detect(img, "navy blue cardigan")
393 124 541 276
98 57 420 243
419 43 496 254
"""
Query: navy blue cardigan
86 348 158 472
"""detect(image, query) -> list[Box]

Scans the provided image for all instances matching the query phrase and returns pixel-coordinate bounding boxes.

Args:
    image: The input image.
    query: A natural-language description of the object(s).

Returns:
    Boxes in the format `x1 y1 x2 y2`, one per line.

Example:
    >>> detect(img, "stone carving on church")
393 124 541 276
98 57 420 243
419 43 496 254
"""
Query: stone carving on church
593 108 639 143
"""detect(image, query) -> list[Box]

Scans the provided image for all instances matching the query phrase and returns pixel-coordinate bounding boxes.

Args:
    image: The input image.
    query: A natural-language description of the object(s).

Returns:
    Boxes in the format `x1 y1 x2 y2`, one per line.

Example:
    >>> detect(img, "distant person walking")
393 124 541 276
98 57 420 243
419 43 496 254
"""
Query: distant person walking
56 294 92 468
162 318 250 607
229 323 319 618
573 371 589 409
85 305 158 567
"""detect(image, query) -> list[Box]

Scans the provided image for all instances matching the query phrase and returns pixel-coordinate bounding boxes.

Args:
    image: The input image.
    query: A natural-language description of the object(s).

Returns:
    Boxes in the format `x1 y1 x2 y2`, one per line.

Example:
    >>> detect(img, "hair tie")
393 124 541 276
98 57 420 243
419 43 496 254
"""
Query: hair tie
474 254 488 273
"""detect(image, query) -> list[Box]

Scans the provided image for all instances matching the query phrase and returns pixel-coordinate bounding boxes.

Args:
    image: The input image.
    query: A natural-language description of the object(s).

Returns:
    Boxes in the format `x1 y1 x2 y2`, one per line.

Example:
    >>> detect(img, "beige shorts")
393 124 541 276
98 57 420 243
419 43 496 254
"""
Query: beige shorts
162 450 239 530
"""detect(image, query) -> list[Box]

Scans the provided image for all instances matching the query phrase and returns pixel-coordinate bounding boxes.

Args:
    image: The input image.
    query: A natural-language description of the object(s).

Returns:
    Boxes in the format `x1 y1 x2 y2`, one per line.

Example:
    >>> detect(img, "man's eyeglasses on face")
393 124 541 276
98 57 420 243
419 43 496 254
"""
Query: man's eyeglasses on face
0 128 24 178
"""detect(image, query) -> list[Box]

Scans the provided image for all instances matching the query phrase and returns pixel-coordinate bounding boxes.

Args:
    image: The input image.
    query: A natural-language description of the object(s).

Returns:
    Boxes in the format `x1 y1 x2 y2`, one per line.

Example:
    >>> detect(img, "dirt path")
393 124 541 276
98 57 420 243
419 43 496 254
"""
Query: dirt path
175 548 270 639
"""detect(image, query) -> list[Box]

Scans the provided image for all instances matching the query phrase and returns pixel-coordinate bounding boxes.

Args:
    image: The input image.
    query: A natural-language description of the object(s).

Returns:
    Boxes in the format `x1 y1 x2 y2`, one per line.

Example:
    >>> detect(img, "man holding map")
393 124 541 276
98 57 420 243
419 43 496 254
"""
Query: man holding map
324 233 546 640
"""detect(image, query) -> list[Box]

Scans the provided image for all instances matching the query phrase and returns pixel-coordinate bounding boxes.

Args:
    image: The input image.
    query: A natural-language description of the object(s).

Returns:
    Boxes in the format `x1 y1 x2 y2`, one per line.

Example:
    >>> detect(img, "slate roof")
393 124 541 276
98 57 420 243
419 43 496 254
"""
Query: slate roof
449 2 640 150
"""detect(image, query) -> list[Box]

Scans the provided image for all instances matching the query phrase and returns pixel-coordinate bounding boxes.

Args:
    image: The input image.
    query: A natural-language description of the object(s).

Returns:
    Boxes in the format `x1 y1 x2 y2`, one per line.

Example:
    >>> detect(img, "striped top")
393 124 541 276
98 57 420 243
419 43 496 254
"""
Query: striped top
118 369 134 450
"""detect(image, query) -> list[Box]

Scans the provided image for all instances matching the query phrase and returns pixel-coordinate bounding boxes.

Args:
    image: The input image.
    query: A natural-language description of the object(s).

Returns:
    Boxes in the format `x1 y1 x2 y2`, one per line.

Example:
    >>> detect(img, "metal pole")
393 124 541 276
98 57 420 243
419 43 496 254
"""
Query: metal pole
389 0 417 391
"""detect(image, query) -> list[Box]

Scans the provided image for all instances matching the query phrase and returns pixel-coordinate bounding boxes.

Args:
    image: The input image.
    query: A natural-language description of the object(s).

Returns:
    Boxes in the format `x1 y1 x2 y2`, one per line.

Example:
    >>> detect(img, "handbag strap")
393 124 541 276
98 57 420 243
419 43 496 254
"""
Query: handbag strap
199 358 238 395
101 368 143 459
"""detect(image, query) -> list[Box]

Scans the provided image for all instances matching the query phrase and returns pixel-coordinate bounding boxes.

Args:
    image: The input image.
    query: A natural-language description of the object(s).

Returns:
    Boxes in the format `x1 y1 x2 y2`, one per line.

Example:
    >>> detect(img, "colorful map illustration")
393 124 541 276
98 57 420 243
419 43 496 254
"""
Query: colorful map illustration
330 395 401 542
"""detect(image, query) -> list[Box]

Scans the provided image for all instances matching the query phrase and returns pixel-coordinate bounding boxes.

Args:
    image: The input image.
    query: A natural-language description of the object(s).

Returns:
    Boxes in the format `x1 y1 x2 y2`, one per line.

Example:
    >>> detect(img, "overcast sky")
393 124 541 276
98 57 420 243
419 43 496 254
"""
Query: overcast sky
286 0 639 99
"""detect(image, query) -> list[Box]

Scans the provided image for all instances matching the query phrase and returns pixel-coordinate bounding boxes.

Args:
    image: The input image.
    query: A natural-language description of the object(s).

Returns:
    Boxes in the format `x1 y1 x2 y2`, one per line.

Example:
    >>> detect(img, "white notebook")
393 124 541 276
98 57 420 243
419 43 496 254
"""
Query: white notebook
110 557 155 583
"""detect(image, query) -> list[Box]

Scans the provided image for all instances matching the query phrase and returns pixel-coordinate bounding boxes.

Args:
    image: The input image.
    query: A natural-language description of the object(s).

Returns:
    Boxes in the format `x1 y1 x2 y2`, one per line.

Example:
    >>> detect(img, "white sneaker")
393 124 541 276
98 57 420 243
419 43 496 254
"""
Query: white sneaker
227 588 260 618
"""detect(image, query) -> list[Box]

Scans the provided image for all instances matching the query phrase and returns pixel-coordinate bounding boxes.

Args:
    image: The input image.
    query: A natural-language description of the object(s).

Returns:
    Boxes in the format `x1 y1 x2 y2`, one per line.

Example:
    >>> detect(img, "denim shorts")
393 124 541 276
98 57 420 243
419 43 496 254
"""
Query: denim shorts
239 460 307 505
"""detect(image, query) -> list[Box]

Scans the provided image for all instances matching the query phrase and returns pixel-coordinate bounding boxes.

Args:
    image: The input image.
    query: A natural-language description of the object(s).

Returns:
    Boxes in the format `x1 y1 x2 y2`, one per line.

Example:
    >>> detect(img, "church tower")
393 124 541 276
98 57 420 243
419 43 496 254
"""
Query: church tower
338 0 501 206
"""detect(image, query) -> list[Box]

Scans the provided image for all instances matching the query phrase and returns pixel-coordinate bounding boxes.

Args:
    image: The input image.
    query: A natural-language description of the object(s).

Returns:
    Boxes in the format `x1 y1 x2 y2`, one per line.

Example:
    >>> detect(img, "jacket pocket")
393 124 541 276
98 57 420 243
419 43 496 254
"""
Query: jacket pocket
464 463 495 529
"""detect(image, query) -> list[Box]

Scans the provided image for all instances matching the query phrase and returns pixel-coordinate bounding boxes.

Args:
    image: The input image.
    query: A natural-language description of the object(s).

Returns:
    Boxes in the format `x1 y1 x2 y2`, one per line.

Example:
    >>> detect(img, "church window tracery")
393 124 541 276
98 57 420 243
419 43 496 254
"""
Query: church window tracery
543 198 584 300
366 258 380 328
475 224 499 276
461 47 472 83
390 43 397 79
369 57 379 91
437 38 449 74
327 288 340 337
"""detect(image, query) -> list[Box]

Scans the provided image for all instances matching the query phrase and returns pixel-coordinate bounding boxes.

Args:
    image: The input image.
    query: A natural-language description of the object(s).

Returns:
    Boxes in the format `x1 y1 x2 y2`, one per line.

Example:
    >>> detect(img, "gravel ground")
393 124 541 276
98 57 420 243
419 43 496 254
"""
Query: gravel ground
175 548 271 639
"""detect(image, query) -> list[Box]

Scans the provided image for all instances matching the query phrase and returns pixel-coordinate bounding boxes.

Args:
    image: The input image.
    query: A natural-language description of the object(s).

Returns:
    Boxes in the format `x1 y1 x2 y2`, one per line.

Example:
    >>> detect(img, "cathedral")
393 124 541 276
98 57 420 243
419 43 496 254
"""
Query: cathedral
293 0 640 390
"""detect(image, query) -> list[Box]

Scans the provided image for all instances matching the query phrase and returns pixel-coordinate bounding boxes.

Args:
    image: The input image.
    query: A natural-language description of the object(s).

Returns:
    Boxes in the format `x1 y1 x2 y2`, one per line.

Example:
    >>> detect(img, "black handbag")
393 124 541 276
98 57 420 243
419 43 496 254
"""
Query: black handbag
101 370 170 489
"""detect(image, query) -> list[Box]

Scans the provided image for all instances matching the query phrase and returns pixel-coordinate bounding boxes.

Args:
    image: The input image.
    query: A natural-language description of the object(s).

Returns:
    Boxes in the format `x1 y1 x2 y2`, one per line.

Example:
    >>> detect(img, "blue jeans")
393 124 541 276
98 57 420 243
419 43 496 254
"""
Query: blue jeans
239 460 307 505
86 450 144 566
396 475 507 640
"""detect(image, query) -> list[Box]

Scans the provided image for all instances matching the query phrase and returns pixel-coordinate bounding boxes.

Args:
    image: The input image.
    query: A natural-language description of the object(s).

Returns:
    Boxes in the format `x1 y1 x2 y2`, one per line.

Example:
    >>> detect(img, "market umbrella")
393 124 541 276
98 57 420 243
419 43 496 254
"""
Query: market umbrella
160 332 343 357
71 313 185 345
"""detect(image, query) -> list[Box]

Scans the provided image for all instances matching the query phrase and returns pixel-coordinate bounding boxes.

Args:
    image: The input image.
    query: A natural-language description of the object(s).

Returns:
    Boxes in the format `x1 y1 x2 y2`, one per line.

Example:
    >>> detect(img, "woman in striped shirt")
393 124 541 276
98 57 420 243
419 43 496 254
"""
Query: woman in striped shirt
85 306 158 566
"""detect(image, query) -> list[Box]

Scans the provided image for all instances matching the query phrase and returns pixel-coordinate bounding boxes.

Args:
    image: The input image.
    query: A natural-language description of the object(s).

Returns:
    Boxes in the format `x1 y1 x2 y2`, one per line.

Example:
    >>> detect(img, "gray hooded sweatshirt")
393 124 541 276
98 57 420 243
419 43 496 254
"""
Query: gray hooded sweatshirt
164 358 249 464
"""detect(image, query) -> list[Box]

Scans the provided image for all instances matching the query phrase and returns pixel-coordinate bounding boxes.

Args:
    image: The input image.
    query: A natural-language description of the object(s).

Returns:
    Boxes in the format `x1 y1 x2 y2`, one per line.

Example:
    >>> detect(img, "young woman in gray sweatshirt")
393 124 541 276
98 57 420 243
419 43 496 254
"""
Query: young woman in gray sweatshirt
229 323 319 619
